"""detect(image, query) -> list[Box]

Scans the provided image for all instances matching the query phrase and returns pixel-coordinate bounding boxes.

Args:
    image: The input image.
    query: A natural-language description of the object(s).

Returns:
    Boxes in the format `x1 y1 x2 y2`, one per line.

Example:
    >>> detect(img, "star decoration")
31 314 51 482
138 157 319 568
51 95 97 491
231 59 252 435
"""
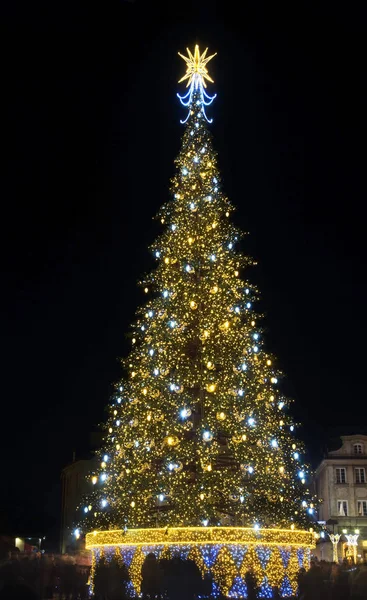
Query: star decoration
178 45 217 88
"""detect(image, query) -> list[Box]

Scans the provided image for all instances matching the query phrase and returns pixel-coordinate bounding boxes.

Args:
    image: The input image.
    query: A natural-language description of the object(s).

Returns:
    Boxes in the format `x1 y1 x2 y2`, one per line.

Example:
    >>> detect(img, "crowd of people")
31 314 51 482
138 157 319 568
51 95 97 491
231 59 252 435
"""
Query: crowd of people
0 551 90 599
297 558 367 600
1 547 367 599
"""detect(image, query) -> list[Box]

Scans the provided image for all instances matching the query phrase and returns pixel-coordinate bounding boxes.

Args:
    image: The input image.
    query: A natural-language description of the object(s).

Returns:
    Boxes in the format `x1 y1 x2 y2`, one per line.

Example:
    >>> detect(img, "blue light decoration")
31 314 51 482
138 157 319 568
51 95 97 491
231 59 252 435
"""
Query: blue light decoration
297 548 305 567
258 576 273 598
279 548 291 569
141 545 164 557
256 546 271 569
201 545 221 568
228 577 248 598
228 545 248 568
177 46 217 123
280 576 293 597
211 580 222 599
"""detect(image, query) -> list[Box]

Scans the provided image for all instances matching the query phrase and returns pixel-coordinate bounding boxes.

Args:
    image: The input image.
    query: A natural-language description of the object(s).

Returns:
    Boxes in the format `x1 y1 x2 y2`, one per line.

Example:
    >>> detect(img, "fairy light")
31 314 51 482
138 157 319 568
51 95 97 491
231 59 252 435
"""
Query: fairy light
81 45 316 598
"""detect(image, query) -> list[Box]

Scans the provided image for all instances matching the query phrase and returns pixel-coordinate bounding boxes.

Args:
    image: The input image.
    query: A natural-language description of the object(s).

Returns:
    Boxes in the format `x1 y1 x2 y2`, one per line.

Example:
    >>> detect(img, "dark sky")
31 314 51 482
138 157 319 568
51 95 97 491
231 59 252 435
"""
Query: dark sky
2 2 366 545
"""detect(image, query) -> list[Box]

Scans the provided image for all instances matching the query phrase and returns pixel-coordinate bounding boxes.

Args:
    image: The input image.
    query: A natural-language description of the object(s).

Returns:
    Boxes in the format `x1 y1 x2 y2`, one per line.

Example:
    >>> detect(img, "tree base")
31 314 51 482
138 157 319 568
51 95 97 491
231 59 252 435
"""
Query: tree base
86 526 314 598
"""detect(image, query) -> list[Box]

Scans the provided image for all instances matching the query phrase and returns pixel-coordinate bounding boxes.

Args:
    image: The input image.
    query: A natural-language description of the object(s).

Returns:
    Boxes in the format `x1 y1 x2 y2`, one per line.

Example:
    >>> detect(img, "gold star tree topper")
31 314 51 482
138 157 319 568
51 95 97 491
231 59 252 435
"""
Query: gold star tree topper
178 45 217 88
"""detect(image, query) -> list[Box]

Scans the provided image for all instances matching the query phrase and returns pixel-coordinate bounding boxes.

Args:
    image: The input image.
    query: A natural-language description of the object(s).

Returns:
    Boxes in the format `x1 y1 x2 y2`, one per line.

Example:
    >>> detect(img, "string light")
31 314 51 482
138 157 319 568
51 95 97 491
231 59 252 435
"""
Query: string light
81 45 316 597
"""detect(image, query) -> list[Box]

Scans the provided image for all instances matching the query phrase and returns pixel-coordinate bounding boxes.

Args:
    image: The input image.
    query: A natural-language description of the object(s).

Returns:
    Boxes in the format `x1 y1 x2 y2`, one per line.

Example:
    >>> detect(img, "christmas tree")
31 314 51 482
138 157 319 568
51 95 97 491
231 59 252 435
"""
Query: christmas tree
79 46 315 538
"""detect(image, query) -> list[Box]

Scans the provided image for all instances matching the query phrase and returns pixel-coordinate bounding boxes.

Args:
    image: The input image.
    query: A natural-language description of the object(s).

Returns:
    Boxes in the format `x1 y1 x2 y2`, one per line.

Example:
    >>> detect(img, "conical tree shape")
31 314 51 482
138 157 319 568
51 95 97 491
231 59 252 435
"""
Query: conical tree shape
79 46 315 535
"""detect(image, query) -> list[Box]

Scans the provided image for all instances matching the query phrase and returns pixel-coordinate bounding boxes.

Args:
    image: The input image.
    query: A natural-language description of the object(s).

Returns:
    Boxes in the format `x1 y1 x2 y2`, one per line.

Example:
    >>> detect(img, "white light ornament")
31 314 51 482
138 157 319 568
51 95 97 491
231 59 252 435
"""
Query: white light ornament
177 45 217 124
203 430 213 442
345 534 359 563
180 407 191 419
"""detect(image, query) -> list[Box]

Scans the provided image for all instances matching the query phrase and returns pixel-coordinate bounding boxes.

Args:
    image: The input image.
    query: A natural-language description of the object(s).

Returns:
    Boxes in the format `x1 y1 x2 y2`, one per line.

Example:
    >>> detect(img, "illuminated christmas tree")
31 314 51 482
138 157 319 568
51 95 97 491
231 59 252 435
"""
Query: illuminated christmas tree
79 50 316 592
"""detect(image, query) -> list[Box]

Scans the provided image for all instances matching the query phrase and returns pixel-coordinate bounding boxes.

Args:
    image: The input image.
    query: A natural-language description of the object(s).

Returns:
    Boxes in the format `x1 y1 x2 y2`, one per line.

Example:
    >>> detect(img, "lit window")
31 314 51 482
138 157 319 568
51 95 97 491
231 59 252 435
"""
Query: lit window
357 500 367 516
336 468 347 484
337 500 348 516
355 468 366 484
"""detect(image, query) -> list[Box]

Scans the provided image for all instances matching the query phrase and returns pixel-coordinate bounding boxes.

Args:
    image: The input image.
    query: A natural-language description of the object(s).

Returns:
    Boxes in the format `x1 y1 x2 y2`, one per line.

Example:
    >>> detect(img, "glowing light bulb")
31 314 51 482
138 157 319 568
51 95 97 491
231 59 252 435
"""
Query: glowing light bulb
101 499 107 508
163 290 169 298
248 466 254 474
116 420 120 426
253 523 260 531
130 501 135 508
84 506 88 513
92 476 97 485
154 368 159 376
202 519 209 526
240 496 244 503
271 439 278 448
238 389 244 396
203 430 212 441
210 254 216 262
159 494 164 502
200 493 205 500
248 418 255 427
298 471 305 479
234 306 240 313
246 302 251 309
171 224 176 231
308 508 314 514
169 320 177 328
190 203 196 210
302 501 307 507
253 333 259 340
74 529 80 538
278 402 284 410
242 362 247 371
290 425 294 431
253 346 259 353
155 251 160 258
228 242 233 249
100 473 107 482
148 310 153 317
149 348 154 356
271 377 278 384
182 168 188 175
185 264 192 272
293 452 299 460
180 408 189 419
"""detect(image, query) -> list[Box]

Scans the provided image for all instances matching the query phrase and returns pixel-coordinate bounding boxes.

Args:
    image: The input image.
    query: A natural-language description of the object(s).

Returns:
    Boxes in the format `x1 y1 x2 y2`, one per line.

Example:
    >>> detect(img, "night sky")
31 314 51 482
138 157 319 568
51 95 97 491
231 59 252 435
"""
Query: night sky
2 2 367 546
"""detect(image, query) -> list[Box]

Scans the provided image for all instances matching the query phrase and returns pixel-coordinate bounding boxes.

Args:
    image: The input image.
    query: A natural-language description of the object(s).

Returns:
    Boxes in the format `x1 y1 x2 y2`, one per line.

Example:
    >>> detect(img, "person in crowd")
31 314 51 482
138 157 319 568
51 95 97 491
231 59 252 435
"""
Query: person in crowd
141 553 160 599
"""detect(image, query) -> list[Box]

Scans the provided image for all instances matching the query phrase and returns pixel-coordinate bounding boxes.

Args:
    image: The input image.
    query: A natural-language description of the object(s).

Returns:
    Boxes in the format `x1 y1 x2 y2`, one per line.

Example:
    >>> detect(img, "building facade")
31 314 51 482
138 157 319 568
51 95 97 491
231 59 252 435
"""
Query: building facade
60 456 97 553
314 435 367 562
